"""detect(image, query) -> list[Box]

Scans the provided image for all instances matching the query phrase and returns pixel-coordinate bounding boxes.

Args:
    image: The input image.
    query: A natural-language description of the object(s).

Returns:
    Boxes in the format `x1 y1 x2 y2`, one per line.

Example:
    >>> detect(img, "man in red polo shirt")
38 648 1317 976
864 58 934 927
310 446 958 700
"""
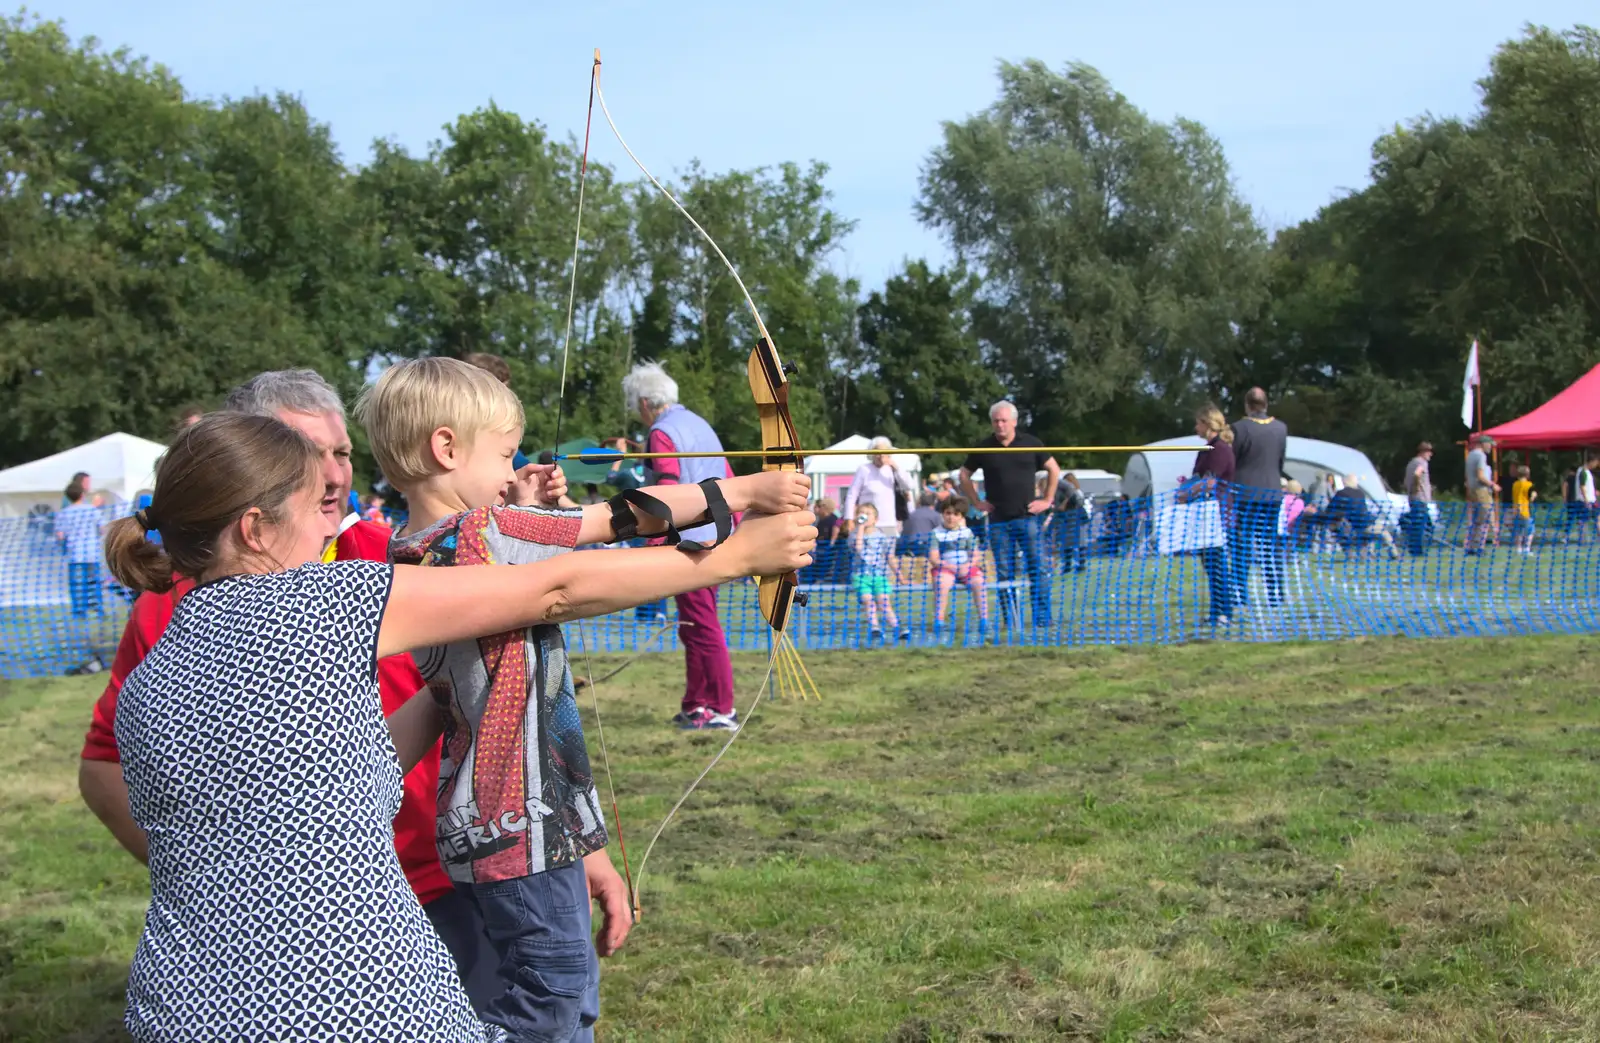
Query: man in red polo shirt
76 369 502 1011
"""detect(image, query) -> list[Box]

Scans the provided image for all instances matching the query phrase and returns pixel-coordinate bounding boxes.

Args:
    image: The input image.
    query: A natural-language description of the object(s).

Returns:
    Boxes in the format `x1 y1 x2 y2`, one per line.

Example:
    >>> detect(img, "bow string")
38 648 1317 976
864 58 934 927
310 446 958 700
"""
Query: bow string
553 51 639 921
585 52 805 918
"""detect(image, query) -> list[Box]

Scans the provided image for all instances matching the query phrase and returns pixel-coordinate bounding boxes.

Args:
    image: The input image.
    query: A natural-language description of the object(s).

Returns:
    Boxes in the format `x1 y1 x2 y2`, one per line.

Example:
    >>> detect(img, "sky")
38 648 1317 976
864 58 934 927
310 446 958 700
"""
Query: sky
33 1 1597 288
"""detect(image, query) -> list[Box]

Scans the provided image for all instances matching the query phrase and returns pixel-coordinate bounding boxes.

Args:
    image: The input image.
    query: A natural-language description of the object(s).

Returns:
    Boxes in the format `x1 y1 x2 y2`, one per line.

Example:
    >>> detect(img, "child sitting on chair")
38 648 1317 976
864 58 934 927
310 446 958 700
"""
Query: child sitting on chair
929 496 988 642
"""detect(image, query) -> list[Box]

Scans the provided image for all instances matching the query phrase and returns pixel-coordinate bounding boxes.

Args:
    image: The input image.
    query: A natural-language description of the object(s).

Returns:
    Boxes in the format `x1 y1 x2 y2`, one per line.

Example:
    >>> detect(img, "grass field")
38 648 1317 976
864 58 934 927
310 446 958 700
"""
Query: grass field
4 636 1600 1041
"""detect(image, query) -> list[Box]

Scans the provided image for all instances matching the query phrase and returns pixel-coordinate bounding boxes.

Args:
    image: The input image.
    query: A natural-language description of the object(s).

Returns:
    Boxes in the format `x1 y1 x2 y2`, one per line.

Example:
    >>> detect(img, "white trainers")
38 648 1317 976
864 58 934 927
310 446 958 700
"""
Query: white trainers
679 708 739 731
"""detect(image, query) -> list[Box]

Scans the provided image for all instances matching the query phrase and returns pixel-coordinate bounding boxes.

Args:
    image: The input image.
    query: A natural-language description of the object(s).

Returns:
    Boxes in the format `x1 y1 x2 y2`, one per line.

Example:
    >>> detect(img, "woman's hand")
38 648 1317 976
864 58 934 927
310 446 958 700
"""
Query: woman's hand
726 471 812 515
721 509 816 576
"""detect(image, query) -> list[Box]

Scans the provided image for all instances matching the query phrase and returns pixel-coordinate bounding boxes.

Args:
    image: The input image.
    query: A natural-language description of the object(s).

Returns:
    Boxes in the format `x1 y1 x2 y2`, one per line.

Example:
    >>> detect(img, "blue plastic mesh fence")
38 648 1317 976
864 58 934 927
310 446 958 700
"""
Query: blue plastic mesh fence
1 505 141 678
5 486 1599 679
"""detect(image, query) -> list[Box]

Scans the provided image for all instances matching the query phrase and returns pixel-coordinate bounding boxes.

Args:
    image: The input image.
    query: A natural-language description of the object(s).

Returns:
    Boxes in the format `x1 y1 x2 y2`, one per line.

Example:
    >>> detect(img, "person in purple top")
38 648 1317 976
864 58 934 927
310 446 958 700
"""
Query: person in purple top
1178 404 1237 626
623 362 742 731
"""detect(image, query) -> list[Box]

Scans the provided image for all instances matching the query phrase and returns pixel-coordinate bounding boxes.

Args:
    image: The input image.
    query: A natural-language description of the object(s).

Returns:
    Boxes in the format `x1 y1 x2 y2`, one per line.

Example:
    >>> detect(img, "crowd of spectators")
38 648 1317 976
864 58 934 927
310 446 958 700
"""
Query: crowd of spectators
27 376 1600 656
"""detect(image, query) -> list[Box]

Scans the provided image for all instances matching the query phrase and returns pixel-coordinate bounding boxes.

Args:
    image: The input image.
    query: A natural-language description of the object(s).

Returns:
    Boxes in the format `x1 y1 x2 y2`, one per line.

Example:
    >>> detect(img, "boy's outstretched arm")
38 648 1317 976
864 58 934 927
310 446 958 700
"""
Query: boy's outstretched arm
573 471 811 546
378 509 816 658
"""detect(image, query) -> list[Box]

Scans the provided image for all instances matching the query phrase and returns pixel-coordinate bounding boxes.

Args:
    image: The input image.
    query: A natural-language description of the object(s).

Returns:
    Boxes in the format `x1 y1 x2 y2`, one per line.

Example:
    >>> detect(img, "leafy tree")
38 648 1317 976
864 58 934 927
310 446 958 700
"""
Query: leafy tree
850 260 1002 470
917 60 1269 448
1246 25 1600 488
12 9 1597 505
0 16 350 464
206 93 387 374
356 106 635 450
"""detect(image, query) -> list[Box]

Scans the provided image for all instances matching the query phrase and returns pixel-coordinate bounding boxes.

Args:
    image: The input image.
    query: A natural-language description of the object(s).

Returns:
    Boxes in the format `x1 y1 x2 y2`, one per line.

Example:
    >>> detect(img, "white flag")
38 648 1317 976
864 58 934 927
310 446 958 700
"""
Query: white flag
1461 340 1480 429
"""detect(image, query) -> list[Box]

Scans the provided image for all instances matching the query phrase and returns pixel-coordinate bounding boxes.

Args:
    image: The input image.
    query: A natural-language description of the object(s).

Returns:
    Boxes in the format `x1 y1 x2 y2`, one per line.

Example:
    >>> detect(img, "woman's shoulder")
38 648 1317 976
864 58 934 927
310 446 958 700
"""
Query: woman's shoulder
193 561 390 600
168 564 390 652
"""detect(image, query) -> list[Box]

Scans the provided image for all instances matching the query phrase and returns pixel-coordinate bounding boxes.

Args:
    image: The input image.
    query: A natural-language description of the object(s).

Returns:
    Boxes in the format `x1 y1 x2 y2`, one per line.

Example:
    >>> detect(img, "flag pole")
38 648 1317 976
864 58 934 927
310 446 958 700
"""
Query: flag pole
1477 333 1485 433
1478 335 1504 547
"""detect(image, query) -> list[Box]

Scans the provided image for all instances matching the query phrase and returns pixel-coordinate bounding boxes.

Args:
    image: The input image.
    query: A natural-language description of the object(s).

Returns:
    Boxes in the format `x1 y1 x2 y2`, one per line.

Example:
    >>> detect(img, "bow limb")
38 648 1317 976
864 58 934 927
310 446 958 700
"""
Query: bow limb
592 65 775 355
746 338 806 631
595 68 801 632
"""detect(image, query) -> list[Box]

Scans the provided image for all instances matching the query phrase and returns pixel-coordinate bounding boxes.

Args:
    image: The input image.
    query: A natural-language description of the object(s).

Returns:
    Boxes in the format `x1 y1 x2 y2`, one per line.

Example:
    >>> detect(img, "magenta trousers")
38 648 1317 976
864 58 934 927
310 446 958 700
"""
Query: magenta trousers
676 585 733 716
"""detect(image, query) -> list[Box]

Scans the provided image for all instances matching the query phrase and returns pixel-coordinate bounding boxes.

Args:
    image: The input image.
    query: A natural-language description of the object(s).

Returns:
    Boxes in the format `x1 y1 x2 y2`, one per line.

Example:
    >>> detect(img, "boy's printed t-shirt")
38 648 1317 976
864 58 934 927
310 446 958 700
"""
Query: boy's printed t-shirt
932 526 979 571
390 504 607 885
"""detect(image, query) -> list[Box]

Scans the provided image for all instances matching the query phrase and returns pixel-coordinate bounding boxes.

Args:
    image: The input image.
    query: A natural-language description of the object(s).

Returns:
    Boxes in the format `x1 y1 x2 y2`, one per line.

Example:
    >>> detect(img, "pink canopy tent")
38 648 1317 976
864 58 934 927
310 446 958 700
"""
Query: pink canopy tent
1482 361 1600 451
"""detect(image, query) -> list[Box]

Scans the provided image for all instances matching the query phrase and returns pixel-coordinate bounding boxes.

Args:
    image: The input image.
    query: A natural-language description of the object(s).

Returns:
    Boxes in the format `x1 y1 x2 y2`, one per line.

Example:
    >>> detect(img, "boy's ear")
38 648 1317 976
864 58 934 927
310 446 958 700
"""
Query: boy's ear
430 426 461 472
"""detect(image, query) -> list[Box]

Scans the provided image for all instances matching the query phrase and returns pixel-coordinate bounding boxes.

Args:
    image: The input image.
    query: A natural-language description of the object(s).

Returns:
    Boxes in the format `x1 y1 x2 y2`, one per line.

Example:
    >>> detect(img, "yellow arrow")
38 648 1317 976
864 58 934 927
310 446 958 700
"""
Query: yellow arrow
557 445 1205 462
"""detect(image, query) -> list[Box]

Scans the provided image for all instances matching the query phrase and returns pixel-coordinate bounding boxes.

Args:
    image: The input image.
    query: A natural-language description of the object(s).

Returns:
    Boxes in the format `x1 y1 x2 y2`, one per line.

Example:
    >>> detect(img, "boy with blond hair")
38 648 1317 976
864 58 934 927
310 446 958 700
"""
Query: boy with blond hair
1511 465 1537 555
356 357 813 1042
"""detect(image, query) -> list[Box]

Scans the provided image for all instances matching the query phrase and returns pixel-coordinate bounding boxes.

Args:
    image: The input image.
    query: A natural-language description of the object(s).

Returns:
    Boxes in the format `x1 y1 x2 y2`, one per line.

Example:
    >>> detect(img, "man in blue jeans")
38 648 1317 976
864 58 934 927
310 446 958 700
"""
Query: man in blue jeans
959 401 1060 630
1402 442 1434 556
1229 388 1288 608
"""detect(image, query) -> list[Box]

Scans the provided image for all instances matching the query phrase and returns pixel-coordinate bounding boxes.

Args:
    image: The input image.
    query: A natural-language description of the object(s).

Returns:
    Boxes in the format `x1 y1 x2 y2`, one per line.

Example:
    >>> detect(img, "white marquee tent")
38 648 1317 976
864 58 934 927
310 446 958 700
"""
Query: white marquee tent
1124 434 1411 554
0 433 167 518
803 435 921 504
1122 434 1395 503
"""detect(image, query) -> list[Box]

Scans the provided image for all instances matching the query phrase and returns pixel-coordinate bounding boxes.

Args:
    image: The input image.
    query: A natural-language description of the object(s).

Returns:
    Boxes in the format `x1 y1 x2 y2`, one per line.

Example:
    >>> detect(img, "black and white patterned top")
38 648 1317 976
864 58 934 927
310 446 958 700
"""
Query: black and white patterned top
114 561 506 1043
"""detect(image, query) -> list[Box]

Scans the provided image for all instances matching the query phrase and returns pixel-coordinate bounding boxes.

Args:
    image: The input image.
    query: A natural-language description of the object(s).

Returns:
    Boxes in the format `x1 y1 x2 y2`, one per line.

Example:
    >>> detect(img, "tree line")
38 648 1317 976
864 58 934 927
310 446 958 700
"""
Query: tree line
2 15 1595 492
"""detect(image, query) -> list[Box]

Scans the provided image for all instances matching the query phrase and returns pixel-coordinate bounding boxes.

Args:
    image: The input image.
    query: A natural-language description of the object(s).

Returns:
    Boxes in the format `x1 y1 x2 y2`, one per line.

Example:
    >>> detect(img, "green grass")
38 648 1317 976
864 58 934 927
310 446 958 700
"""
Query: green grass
5 636 1600 1041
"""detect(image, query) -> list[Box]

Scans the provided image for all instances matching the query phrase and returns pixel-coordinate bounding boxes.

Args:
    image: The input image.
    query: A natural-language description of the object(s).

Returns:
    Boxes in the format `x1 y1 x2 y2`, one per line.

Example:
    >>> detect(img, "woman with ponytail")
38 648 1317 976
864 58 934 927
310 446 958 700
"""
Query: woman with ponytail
108 413 816 1043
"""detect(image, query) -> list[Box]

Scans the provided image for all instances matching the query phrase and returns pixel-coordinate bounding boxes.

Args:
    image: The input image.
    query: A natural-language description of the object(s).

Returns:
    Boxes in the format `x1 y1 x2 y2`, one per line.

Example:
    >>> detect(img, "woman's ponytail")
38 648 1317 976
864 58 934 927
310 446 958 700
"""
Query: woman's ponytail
104 516 175 595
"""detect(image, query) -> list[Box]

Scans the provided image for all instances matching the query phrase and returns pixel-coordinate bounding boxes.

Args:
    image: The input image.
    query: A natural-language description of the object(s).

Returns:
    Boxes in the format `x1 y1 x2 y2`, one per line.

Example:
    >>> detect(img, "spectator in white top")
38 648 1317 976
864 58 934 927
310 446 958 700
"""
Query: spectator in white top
55 478 105 618
841 436 913 538
1580 454 1599 540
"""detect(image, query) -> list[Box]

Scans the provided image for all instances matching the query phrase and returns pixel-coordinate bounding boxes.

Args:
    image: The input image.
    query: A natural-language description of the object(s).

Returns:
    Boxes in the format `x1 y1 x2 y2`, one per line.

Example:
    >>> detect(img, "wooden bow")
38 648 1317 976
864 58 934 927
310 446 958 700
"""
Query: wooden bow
746 337 805 631
585 51 821 917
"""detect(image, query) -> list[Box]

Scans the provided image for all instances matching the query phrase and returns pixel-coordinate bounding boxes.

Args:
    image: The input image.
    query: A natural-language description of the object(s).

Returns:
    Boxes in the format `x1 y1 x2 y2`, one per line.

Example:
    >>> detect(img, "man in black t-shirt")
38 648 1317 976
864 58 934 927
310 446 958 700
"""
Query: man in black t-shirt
958 401 1060 629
